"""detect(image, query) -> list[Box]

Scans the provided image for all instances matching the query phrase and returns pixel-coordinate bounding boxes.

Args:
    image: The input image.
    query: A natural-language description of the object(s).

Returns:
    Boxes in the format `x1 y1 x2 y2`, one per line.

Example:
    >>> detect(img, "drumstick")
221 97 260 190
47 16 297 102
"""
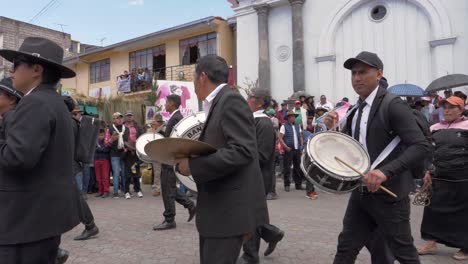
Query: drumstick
334 156 397 198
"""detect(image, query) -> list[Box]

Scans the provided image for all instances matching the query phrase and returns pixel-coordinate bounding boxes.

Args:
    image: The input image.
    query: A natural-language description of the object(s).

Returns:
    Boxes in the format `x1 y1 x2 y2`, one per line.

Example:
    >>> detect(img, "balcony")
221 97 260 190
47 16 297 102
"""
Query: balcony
120 64 196 95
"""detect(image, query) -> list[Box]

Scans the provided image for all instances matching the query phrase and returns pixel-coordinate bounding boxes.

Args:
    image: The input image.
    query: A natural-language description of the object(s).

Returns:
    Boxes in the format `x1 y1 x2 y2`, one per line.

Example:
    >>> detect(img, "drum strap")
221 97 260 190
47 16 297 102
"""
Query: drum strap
370 136 401 170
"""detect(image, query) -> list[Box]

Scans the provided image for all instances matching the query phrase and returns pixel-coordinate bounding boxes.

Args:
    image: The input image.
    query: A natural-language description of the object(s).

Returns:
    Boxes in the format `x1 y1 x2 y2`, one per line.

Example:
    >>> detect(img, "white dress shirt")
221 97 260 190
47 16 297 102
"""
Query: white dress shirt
279 123 302 149
24 86 38 96
169 109 180 119
203 83 226 116
351 86 379 152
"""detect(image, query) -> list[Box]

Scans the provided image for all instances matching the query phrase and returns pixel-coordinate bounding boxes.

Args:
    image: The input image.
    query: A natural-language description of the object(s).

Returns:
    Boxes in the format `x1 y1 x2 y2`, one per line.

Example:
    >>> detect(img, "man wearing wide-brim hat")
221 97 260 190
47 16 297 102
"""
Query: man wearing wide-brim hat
0 37 79 263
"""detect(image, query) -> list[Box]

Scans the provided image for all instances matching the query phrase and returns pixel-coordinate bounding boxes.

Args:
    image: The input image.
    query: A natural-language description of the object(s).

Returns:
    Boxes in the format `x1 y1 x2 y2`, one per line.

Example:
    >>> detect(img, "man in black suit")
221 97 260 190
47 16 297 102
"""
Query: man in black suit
0 37 79 263
240 88 285 264
153 94 196 231
176 55 269 264
325 51 429 264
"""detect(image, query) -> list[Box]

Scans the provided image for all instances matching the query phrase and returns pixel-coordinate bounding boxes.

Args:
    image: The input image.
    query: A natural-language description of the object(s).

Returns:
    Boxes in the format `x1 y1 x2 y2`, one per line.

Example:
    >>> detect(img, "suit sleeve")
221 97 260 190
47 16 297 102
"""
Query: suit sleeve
378 98 431 179
0 96 52 170
189 94 258 184
256 118 275 165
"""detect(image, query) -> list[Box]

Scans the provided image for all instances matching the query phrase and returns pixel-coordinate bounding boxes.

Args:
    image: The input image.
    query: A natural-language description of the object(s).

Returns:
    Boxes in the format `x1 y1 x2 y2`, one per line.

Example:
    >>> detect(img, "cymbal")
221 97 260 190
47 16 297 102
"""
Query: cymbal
144 138 216 165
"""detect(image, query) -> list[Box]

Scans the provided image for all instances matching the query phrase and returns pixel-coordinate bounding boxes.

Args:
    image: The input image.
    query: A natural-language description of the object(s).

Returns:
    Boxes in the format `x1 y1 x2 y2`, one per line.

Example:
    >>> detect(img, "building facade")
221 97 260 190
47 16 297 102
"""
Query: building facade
0 16 77 79
62 16 235 98
231 0 468 103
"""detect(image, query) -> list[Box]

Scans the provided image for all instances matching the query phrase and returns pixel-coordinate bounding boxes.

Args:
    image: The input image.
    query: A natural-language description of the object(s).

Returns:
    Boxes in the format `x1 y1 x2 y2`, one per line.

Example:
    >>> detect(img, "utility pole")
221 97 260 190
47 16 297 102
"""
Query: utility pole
99 37 106 47
54 23 68 32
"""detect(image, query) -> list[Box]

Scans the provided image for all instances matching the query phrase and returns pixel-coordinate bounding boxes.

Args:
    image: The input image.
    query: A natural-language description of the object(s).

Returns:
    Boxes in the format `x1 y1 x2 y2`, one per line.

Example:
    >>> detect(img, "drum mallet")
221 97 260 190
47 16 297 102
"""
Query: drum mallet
334 156 397 198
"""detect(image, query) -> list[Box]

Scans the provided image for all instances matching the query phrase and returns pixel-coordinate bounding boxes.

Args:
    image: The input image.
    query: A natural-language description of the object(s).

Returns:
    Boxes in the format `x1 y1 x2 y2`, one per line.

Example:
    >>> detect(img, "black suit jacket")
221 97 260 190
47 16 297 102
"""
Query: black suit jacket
162 110 183 168
254 115 276 195
164 110 183 138
189 86 269 237
343 87 431 200
0 84 80 245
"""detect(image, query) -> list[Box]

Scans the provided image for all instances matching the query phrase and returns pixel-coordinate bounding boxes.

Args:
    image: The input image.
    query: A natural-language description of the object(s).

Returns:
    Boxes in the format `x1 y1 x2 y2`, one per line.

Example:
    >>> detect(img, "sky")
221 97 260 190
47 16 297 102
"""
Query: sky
0 0 235 46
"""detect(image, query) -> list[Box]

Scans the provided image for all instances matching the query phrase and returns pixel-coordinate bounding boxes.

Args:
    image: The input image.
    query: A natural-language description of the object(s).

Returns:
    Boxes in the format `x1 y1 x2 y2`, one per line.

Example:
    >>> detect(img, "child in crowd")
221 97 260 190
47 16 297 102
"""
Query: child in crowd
94 129 111 198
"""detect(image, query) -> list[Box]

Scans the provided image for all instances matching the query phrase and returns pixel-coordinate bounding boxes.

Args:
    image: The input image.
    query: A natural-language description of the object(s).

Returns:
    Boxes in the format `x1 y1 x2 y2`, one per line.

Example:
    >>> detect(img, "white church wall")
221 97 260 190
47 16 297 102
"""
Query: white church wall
236 11 259 93
268 4 294 101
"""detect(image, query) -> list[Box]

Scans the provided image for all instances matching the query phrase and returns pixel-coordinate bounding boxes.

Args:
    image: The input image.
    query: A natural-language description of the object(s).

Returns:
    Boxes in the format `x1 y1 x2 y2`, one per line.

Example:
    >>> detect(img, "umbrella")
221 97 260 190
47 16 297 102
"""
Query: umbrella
387 84 425 97
425 74 468 92
227 65 235 89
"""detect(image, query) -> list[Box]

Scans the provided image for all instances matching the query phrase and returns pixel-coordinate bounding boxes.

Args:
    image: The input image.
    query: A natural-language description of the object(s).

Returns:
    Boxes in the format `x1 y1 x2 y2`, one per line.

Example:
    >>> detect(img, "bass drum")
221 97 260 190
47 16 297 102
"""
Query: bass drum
170 112 206 193
136 132 164 163
300 131 369 194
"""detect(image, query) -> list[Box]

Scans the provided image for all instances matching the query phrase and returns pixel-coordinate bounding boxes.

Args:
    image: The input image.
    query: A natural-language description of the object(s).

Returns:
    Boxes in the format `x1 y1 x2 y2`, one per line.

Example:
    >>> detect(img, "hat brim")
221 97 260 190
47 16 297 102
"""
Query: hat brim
0 49 76 79
0 84 23 99
286 113 299 117
343 58 378 70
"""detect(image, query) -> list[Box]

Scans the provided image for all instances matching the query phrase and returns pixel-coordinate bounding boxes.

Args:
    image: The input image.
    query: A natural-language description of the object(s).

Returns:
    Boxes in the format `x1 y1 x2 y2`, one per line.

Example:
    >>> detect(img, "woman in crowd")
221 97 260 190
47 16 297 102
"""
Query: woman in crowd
417 96 468 261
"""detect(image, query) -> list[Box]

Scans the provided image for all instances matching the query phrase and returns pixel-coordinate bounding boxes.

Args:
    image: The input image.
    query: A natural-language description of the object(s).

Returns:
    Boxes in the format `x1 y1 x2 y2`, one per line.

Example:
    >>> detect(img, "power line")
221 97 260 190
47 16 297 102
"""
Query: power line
29 0 59 24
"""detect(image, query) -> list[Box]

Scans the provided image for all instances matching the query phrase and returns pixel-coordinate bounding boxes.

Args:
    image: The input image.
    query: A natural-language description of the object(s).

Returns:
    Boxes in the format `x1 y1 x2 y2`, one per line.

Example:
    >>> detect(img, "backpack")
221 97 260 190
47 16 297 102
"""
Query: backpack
377 93 432 178
75 115 100 164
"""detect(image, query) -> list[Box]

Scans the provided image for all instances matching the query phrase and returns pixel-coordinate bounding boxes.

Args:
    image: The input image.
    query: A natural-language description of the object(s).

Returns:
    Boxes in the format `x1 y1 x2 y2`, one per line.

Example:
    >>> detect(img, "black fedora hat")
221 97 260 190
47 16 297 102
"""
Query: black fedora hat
0 37 75 78
0 77 23 100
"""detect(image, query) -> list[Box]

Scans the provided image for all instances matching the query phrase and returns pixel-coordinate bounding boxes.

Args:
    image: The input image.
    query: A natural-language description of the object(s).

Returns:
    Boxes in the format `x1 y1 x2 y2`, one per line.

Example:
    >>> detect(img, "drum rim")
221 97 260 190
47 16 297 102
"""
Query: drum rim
136 132 164 163
306 131 370 179
300 153 360 194
171 112 206 138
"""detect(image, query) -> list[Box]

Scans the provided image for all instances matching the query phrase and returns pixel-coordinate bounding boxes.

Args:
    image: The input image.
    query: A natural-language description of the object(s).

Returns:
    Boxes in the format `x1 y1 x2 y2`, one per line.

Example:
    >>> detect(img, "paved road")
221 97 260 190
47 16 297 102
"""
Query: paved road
61 184 465 264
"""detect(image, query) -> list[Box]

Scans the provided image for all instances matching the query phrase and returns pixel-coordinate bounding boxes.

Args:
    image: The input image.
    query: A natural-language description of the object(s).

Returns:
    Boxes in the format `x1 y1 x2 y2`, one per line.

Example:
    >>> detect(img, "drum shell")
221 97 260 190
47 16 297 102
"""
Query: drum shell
136 132 164 163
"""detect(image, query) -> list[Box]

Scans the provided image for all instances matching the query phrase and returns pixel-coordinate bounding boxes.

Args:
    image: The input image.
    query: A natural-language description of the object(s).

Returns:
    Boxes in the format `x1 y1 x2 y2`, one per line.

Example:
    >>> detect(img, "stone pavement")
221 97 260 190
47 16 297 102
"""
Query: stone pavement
61 184 465 264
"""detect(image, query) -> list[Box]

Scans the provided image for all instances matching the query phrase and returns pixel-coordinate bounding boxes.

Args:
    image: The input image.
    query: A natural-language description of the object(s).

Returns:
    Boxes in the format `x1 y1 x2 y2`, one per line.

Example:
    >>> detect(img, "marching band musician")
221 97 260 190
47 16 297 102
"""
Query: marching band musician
175 55 268 264
153 94 196 231
325 51 431 264
239 88 285 264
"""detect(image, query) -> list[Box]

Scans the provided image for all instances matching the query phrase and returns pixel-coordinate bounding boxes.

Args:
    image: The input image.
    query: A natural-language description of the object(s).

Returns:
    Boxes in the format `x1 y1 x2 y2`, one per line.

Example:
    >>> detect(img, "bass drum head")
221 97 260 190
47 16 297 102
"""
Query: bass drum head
136 132 164 163
170 112 206 193
307 131 369 180
301 152 360 194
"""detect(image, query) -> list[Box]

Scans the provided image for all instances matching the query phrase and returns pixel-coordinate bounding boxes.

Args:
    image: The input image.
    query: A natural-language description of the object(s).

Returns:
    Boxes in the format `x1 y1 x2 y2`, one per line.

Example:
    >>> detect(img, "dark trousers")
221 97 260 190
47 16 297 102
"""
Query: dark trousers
0 235 60 264
77 189 95 228
306 180 315 194
242 224 283 263
199 235 244 264
333 191 420 264
283 149 303 187
365 229 396 264
161 165 194 222
124 152 141 193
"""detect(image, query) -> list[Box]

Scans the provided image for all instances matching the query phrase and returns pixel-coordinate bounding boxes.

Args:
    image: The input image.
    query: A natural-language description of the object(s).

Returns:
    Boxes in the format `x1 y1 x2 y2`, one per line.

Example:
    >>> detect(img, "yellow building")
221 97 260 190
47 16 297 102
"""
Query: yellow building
62 16 235 99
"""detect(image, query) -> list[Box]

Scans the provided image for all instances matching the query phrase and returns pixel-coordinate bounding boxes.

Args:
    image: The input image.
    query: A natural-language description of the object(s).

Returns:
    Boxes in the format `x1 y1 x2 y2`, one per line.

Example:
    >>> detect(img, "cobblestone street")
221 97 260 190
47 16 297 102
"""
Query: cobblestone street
61 184 464 264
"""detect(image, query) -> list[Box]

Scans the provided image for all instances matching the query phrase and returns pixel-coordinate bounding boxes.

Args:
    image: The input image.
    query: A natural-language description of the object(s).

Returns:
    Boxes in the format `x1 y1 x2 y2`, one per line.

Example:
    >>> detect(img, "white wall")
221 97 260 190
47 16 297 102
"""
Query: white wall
268 3 293 101
233 0 468 102
236 11 259 94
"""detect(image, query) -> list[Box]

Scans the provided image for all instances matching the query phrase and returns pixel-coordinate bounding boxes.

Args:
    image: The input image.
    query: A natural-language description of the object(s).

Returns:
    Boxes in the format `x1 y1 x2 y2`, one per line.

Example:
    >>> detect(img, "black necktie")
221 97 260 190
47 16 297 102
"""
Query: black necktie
354 101 367 141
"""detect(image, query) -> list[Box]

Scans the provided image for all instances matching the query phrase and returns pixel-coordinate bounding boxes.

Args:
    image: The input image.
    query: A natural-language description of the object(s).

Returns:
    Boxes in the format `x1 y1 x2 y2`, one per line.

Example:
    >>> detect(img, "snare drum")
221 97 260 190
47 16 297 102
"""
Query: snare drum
170 112 206 192
136 132 164 163
300 131 370 194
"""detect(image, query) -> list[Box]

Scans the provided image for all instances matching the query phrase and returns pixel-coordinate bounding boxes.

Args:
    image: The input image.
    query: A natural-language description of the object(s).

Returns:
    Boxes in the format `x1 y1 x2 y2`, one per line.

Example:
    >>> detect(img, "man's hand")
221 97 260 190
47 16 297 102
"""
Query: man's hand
423 171 432 185
175 158 191 176
324 111 338 130
363 169 387 192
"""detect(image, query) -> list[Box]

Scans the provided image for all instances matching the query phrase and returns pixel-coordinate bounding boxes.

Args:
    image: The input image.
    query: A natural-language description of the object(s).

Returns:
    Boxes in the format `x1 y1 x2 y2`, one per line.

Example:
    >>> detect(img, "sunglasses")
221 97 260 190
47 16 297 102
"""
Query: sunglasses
13 57 33 70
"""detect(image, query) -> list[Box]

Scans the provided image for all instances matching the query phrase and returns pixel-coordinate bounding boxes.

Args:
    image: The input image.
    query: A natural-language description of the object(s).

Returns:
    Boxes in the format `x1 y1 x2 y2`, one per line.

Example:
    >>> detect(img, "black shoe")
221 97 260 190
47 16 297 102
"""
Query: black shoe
73 225 99 240
284 186 290 192
113 192 119 199
153 221 176 231
95 193 103 198
101 193 109 198
55 248 69 264
264 230 285 256
187 206 196 222
295 185 303 190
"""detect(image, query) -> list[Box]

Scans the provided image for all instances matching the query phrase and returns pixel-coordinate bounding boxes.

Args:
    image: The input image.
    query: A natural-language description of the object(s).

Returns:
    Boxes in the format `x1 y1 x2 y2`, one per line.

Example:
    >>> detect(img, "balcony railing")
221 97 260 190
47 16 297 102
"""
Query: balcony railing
123 64 196 93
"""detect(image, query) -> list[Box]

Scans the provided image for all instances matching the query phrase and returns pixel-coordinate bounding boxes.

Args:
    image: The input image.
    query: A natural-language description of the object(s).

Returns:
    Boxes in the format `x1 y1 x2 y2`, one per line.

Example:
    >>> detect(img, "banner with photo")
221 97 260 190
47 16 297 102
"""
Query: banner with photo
155 80 200 120
145 106 157 124
89 86 112 99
